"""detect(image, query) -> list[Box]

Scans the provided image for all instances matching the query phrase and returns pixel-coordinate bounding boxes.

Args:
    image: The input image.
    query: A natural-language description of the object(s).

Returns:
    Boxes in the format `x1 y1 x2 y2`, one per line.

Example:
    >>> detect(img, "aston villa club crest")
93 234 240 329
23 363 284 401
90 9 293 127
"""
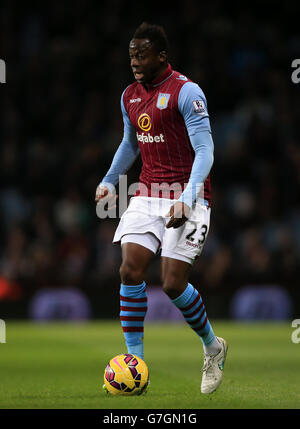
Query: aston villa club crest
157 93 171 110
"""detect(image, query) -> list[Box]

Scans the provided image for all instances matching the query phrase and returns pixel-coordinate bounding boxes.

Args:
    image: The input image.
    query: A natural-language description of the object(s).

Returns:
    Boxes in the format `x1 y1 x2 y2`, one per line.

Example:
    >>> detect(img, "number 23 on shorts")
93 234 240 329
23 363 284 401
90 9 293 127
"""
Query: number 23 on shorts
185 222 208 245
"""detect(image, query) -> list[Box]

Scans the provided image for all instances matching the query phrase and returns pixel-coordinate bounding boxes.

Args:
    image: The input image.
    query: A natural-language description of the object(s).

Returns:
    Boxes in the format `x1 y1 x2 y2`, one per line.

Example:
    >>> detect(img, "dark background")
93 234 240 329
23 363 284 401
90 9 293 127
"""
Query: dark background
0 0 299 320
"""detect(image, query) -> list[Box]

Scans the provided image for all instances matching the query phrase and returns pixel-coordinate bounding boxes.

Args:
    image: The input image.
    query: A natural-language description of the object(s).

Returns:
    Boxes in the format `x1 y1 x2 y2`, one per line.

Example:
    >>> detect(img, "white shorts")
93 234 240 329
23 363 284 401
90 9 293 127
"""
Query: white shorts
113 197 211 265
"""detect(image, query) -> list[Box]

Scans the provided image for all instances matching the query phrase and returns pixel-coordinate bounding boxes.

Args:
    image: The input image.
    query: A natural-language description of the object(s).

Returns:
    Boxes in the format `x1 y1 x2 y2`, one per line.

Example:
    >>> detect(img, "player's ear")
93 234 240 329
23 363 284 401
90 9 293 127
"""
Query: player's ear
159 50 167 63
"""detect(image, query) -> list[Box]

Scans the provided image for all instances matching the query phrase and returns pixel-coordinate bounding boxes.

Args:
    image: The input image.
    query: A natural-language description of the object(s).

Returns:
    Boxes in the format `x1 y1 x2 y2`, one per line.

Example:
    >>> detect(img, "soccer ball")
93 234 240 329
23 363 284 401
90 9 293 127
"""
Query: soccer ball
103 353 149 395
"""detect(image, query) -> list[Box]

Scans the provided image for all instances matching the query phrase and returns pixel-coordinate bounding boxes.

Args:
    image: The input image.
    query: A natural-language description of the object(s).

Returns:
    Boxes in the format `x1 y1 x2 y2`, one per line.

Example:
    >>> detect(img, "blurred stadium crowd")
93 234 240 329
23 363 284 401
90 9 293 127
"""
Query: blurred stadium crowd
0 0 299 318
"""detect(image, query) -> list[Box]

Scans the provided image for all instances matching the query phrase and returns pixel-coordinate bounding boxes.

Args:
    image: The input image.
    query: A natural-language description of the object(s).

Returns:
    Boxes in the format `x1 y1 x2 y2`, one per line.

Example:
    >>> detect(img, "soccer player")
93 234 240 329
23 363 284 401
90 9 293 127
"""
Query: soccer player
95 23 228 394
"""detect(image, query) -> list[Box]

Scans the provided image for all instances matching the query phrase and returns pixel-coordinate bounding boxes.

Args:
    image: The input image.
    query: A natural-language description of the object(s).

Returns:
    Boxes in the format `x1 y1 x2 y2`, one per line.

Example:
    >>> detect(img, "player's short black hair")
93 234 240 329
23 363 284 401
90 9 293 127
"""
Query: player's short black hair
133 22 169 54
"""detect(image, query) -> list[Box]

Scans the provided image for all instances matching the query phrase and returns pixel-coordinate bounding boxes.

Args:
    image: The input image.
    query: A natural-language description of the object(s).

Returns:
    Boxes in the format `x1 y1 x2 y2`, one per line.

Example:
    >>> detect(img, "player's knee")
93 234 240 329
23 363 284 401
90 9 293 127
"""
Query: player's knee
120 261 144 285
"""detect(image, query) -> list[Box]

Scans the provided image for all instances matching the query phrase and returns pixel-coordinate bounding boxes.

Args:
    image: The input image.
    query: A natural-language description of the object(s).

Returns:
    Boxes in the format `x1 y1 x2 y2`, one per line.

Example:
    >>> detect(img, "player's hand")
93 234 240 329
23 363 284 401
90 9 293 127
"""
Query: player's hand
165 202 190 229
95 184 118 210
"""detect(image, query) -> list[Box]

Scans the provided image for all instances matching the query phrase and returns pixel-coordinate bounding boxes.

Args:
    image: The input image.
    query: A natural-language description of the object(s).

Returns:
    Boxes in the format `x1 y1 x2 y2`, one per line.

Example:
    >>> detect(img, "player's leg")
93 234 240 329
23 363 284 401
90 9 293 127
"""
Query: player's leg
119 234 159 360
112 197 163 360
161 256 227 394
161 203 228 393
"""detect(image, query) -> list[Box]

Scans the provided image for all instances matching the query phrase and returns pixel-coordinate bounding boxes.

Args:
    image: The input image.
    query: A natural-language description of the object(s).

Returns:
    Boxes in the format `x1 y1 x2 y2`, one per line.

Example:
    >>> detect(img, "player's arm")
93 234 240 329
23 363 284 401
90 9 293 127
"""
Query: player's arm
177 131 214 205
95 91 140 203
166 82 214 228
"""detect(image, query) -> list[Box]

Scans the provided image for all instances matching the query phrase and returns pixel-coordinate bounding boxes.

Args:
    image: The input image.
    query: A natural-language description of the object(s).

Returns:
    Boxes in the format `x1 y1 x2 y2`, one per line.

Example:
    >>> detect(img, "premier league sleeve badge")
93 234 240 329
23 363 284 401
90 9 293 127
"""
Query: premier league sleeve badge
192 99 206 115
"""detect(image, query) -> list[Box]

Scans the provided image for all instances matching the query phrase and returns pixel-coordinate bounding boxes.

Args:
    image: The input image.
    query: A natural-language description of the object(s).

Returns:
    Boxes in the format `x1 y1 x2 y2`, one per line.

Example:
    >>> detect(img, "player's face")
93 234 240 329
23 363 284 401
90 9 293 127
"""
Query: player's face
129 38 166 84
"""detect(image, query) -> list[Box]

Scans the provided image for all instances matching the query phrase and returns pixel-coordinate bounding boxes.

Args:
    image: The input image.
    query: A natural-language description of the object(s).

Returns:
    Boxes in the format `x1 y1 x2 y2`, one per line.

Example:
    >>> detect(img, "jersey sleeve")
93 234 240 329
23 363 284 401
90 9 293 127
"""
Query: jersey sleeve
99 90 140 189
120 88 137 143
178 82 211 136
177 130 214 207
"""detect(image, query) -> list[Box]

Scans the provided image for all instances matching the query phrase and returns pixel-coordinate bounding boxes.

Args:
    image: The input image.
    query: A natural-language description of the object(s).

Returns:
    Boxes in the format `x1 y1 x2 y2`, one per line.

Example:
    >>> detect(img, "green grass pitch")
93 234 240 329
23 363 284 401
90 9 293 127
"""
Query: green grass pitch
0 321 299 409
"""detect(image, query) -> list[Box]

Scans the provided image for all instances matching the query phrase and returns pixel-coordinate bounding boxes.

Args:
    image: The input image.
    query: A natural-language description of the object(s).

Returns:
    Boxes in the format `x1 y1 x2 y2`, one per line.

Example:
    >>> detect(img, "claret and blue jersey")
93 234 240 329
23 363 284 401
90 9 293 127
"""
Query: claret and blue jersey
102 63 214 207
